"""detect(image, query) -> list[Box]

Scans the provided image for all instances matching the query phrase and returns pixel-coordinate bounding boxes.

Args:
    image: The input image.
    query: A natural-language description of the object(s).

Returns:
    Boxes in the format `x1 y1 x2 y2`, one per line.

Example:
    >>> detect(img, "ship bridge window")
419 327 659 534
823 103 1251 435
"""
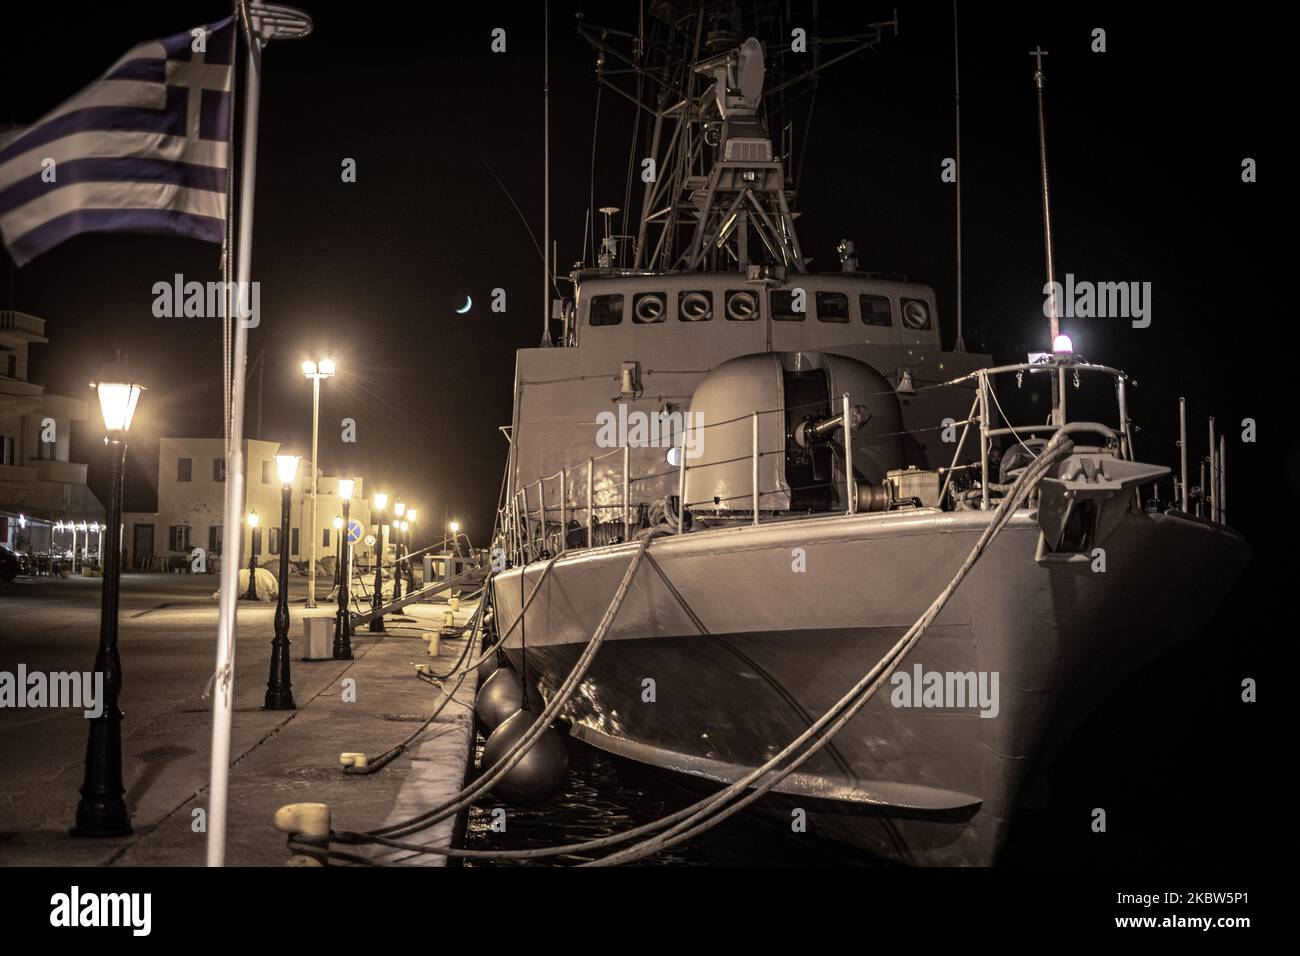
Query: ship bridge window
589 294 625 326
900 297 932 330
633 292 667 323
679 291 713 321
771 290 805 321
860 294 893 326
815 292 850 322
725 290 759 321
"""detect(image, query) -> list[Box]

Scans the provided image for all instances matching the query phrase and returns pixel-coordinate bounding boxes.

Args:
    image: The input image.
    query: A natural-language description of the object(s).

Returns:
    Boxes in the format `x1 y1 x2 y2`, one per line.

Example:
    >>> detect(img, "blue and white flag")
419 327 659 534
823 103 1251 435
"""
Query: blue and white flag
0 17 235 266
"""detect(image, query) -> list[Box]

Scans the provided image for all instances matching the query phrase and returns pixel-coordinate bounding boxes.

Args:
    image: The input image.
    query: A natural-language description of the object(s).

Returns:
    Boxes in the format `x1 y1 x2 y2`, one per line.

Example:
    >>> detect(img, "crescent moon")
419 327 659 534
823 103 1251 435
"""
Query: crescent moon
456 295 473 314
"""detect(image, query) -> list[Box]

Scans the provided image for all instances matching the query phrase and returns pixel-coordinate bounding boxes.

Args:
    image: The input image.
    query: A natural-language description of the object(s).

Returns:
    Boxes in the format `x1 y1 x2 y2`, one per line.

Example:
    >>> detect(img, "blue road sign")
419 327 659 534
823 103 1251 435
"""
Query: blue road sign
347 519 364 544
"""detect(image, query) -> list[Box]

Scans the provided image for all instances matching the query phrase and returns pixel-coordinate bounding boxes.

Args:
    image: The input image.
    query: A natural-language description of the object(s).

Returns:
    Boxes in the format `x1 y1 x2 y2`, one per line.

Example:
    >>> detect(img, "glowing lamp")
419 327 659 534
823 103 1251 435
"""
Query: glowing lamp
275 454 300 485
247 510 260 528
338 478 355 500
373 491 388 512
1052 334 1074 355
333 515 344 530
91 371 145 433
394 500 406 518
406 508 417 524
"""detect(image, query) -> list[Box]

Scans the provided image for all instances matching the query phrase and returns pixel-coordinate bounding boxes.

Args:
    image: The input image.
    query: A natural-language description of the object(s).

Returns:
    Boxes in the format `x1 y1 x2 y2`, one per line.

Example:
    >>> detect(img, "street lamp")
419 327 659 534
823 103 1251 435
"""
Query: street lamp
265 453 300 710
74 365 144 837
405 508 417 590
334 478 355 658
370 491 388 632
392 499 406 602
301 358 336 609
245 510 261 600
332 515 344 590
449 519 462 556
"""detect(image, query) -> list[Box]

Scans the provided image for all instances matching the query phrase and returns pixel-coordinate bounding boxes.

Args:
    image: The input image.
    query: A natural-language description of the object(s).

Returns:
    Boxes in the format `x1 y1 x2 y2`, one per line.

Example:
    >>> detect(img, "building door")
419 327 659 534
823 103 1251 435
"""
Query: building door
132 524 154 571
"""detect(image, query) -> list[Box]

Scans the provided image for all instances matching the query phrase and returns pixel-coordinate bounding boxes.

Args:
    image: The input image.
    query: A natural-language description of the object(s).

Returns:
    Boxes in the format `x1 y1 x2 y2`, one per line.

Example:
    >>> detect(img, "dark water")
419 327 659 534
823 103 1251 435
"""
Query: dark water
463 732 878 866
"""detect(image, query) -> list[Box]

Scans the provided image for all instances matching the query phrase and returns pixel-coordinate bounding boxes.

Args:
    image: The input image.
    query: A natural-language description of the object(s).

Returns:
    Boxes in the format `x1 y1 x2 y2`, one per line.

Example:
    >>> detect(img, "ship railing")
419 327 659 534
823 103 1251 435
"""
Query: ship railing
499 359 1226 564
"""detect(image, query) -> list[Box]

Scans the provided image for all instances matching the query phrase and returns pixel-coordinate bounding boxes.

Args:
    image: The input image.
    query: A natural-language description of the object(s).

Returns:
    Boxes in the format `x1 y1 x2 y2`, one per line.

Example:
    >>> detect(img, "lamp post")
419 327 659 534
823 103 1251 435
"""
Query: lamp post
405 508 417 590
301 358 335 609
449 519 461 557
332 514 344 591
334 478 355 658
244 510 260 600
392 499 406 602
74 366 143 837
265 454 299 710
369 491 388 632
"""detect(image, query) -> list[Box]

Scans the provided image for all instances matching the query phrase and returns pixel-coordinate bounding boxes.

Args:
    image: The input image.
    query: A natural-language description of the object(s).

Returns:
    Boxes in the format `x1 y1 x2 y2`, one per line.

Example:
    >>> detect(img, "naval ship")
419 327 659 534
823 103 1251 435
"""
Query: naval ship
487 4 1250 865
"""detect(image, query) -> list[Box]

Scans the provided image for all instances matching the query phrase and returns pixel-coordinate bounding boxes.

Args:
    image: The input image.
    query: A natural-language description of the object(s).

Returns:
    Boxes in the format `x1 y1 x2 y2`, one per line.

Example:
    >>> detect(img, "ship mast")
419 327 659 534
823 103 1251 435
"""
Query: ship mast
578 4 897 275
1031 45 1060 347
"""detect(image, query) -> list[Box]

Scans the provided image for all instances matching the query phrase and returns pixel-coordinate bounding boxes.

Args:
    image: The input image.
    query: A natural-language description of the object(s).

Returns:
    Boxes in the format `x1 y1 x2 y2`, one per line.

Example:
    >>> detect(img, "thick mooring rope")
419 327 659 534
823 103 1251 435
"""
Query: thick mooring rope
295 432 1075 864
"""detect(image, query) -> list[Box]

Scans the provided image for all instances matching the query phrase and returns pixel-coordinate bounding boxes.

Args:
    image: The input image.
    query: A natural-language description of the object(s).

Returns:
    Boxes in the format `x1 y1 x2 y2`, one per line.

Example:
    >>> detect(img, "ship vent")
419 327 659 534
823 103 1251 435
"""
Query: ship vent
723 138 773 162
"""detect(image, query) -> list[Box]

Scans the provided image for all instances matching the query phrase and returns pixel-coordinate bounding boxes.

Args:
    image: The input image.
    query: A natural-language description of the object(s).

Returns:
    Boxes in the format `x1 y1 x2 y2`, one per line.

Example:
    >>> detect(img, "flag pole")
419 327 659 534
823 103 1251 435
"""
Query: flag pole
207 0 312 868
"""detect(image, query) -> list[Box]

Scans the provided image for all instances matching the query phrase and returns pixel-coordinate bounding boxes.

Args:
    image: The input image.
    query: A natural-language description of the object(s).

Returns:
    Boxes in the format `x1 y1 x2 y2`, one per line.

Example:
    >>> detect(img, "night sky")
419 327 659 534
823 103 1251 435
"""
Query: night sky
0 0 1282 865
1 1 1272 546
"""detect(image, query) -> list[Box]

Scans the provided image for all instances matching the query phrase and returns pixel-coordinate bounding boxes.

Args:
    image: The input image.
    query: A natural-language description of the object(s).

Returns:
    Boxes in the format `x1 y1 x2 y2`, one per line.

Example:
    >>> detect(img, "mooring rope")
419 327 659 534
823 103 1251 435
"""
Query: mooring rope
361 533 654 841
293 432 1076 865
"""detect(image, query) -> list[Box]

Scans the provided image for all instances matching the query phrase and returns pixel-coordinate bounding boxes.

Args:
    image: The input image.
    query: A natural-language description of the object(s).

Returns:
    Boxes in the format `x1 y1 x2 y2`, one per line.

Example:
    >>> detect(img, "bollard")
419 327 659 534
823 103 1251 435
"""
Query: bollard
339 752 369 769
425 632 440 657
273 802 331 866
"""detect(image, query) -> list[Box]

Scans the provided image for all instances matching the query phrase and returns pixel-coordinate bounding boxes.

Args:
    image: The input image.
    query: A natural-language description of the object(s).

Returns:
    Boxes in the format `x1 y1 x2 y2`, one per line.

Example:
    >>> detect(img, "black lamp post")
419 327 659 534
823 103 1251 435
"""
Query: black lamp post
244 510 260 600
369 491 388 632
405 509 418 590
333 478 355 659
264 453 299 710
392 499 405 602
74 367 143 837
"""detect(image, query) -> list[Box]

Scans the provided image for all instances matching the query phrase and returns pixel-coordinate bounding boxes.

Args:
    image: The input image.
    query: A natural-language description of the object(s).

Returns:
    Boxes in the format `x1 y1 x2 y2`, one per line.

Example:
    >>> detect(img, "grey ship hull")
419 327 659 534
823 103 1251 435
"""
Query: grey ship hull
492 507 1249 865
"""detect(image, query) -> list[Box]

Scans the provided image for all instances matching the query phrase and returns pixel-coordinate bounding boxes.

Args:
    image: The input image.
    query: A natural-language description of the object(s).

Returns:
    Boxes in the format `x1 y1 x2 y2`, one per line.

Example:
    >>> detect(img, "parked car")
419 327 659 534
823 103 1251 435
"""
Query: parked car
0 545 23 582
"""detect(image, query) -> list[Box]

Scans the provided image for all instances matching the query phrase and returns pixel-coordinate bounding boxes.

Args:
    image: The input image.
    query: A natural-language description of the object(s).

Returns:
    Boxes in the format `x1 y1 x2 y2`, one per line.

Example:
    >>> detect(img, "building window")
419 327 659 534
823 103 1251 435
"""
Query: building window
213 458 226 482
269 527 280 555
5 354 15 377
291 528 300 556
860 294 893 326
771 290 805 321
2 435 15 466
177 458 192 482
168 525 191 551
208 525 223 554
322 527 331 548
815 292 850 322
262 460 272 483
588 294 624 326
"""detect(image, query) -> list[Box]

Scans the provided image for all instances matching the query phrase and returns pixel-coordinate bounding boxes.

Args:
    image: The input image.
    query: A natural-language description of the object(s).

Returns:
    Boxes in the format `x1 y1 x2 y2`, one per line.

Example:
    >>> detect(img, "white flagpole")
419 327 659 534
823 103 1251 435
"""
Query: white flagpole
207 1 312 868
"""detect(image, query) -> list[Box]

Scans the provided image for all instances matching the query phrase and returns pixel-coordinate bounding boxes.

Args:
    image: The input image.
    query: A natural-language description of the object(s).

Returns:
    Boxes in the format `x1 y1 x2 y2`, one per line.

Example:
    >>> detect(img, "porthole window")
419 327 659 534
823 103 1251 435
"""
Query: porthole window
679 291 713 321
901 297 931 330
589 294 624 326
725 290 759 321
633 292 667 323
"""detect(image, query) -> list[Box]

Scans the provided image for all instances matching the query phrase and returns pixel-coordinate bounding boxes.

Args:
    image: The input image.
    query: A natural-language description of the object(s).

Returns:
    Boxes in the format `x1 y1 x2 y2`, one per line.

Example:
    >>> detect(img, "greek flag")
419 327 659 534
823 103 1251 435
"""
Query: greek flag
0 17 235 266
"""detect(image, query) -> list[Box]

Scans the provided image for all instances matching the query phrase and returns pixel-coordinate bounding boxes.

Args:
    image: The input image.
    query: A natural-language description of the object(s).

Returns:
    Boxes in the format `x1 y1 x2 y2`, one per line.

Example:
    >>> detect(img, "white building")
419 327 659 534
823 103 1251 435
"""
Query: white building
123 435 372 573
0 310 105 555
